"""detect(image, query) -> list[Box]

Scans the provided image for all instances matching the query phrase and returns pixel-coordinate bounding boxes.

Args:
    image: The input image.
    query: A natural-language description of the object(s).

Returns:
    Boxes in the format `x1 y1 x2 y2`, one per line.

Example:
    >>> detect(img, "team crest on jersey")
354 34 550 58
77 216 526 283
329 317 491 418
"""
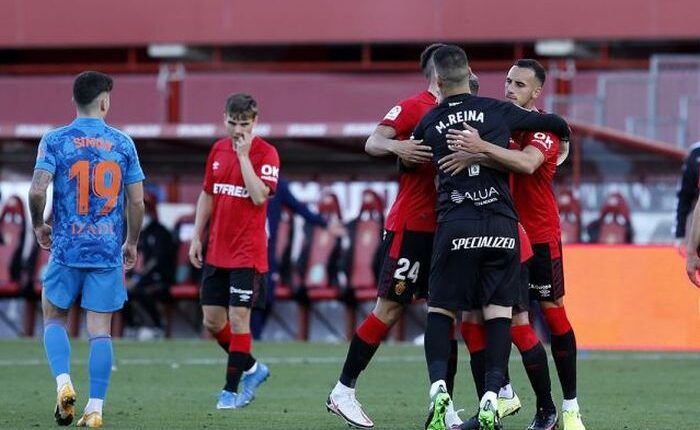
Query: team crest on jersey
384 106 402 121
394 280 407 296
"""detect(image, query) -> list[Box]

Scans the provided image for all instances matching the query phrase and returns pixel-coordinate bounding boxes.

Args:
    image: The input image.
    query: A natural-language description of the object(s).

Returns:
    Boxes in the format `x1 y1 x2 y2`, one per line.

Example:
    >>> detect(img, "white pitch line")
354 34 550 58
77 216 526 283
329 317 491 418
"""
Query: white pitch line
0 351 698 367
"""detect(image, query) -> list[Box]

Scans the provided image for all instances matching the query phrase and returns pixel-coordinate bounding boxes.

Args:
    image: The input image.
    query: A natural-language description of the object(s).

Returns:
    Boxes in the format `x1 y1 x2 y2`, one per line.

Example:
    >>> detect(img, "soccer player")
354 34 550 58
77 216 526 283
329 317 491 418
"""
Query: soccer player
188 93 280 409
29 71 145 428
445 59 586 430
326 43 467 429
414 45 569 430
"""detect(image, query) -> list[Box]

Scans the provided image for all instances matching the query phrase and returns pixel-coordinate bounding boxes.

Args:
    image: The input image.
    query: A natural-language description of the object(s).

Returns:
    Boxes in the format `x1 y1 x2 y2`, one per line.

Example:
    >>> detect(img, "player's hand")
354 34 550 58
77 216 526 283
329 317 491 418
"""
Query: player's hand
686 254 700 288
390 139 433 164
685 251 700 288
189 237 203 269
446 123 488 153
234 131 253 157
122 242 138 271
438 148 485 176
33 223 52 250
675 238 688 257
327 218 347 237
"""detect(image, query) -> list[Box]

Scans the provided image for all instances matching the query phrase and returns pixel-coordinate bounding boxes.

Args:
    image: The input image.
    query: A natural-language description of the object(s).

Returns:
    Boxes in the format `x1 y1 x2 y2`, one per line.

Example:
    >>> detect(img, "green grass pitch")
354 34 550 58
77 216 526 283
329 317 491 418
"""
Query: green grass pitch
0 339 696 429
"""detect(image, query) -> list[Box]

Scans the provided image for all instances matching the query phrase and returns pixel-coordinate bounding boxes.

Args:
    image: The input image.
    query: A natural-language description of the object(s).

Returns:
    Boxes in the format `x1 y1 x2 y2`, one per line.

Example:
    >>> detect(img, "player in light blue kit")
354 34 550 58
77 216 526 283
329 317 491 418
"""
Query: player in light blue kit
28 71 145 428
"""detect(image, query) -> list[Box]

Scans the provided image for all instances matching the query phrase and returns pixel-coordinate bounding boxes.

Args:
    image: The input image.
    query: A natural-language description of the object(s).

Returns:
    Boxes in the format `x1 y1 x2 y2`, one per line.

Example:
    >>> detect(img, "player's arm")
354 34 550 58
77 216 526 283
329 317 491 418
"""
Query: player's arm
446 125 545 174
504 103 570 141
675 149 700 248
123 181 145 270
189 191 213 269
28 169 53 250
365 125 432 165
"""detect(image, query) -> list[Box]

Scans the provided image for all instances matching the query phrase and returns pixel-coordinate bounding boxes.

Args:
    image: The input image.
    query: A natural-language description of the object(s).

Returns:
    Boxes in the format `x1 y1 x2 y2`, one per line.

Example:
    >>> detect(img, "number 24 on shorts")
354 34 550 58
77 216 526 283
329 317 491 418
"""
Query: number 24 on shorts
394 258 420 283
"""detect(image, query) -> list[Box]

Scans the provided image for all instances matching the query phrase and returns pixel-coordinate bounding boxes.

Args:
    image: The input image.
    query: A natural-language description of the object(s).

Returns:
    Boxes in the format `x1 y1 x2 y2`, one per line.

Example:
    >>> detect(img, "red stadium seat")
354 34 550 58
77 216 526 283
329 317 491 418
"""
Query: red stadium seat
595 193 634 244
0 196 26 336
344 189 384 339
166 213 202 337
296 192 344 340
274 208 295 301
558 189 582 244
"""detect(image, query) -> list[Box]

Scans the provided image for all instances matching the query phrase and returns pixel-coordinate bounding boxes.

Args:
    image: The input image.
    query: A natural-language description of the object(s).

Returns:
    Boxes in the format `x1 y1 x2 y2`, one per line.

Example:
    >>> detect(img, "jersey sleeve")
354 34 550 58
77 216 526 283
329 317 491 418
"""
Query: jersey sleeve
522 131 560 160
34 133 56 174
503 103 570 140
202 146 216 194
123 136 146 185
257 146 280 194
379 99 419 137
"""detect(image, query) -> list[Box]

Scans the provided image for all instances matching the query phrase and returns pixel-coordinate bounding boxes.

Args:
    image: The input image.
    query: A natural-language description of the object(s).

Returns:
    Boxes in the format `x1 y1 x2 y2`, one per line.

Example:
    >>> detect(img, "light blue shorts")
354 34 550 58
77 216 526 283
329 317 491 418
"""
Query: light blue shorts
42 258 127 313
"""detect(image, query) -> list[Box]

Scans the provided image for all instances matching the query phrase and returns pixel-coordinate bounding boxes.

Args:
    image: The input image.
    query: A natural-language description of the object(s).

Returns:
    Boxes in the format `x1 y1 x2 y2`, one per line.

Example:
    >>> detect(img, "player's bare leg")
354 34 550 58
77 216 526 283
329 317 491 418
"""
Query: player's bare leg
202 305 231 353
541 299 585 430
42 292 75 426
76 311 114 428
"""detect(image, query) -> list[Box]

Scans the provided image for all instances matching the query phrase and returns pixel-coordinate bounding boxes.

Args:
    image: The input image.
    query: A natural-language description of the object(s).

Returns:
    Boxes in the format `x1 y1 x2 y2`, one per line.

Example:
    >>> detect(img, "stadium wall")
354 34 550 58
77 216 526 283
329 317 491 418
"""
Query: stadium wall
564 245 700 351
1 0 699 48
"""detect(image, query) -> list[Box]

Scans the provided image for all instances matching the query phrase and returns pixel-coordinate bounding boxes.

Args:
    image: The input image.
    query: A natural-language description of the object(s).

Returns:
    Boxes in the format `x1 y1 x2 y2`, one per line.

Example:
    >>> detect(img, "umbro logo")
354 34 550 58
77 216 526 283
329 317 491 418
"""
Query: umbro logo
213 161 220 170
448 101 462 107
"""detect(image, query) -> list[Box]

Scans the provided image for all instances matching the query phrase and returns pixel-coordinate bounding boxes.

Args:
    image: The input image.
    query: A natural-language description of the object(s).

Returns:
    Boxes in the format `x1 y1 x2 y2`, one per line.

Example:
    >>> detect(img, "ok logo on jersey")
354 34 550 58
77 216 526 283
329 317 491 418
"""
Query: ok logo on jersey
532 132 554 150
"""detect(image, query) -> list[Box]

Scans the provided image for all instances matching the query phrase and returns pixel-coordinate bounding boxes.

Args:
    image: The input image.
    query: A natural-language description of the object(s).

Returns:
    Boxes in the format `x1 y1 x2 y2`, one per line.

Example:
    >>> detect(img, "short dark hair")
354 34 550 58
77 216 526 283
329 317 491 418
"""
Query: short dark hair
420 43 446 77
514 59 546 85
73 71 113 107
433 45 469 88
469 72 480 95
225 93 258 119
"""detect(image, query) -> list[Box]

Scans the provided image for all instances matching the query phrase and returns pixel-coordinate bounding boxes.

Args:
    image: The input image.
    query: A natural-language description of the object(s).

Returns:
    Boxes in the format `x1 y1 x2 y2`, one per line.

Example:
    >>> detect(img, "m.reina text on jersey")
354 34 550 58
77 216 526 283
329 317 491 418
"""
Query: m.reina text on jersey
435 110 484 134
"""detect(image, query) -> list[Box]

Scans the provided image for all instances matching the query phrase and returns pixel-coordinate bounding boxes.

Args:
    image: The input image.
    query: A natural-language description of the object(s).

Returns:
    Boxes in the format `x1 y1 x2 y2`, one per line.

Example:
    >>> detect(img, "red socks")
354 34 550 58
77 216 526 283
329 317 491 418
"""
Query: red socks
229 332 252 354
542 306 573 336
460 321 486 353
511 324 540 352
356 313 390 345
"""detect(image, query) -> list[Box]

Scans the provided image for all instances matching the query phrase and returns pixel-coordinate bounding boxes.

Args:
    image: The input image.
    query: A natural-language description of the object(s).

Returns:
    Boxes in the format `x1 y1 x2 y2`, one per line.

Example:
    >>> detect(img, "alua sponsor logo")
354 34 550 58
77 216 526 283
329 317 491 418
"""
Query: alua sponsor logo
450 186 499 205
451 236 516 251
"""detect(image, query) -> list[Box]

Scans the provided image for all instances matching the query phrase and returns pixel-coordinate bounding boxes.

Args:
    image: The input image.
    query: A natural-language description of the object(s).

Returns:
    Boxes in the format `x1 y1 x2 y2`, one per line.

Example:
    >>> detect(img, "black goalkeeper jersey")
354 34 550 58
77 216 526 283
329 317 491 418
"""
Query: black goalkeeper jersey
413 92 569 223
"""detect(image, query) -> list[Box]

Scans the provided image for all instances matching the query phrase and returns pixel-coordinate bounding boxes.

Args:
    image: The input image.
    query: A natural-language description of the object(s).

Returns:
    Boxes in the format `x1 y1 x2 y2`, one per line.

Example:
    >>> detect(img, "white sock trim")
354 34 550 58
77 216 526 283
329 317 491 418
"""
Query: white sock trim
562 398 579 412
85 398 103 414
429 380 447 399
498 383 514 398
56 373 72 392
243 361 258 375
480 391 498 409
333 381 354 394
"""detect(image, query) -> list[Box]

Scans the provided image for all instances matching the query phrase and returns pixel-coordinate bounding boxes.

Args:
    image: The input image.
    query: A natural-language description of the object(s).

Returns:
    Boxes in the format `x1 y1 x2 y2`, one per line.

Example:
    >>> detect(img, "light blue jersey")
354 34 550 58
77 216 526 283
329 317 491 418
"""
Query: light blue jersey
34 117 144 268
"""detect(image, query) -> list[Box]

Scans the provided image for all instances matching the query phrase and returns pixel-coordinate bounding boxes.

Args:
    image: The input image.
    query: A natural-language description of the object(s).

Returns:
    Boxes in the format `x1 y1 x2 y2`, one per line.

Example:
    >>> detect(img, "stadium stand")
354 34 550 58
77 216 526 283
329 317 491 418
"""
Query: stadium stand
342 189 384 339
295 192 344 341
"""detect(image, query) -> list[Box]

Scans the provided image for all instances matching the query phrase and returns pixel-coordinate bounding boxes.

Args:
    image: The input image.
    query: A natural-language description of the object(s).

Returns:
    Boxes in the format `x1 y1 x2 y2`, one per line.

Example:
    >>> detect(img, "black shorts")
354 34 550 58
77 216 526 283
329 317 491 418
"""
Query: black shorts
376 230 433 305
512 262 531 314
200 265 267 309
528 242 565 302
429 216 520 311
